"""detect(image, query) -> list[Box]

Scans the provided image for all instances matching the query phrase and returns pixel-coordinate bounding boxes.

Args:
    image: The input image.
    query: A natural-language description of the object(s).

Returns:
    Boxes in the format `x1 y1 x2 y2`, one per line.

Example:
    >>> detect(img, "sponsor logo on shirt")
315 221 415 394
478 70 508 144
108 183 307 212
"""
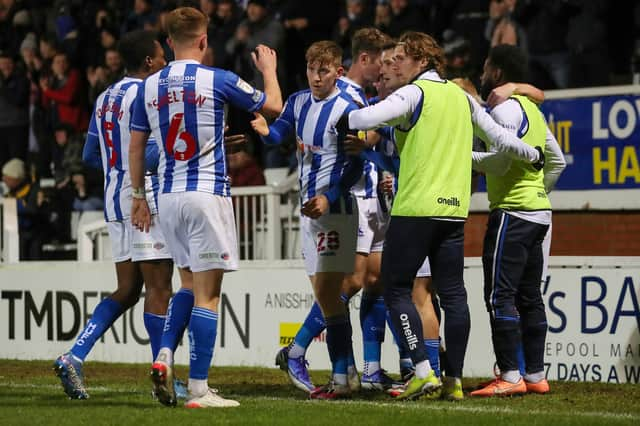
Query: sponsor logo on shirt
437 196 461 207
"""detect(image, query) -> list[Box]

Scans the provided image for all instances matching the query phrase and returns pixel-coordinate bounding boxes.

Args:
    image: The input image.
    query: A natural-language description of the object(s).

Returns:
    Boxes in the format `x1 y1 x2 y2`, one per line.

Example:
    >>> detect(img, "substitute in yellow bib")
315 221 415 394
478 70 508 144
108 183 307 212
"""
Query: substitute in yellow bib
471 44 566 398
341 32 545 400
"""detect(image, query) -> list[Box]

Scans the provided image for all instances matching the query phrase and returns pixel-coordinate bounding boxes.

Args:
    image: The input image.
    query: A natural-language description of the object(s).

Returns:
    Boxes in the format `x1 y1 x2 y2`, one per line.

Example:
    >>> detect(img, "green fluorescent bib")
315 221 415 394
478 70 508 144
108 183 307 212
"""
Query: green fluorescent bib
393 79 473 219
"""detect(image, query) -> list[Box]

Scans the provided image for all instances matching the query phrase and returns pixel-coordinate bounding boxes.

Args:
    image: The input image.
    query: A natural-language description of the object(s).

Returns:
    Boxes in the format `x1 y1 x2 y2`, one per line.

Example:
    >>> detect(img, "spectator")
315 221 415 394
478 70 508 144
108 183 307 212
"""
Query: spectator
566 0 609 87
84 34 123 100
225 0 285 89
0 0 21 52
54 5 80 66
104 47 123 81
200 0 216 18
51 122 83 179
121 0 156 34
207 0 240 68
19 32 42 79
332 0 372 66
0 50 30 169
515 0 577 89
374 1 391 34
485 0 526 50
39 33 60 72
443 30 474 80
71 171 103 212
387 0 426 38
442 0 491 84
40 51 88 133
1 158 48 260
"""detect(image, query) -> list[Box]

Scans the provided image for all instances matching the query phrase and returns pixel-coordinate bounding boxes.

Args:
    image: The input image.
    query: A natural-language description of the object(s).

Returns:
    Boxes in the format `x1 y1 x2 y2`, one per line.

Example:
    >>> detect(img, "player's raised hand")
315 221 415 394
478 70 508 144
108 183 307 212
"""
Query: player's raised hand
301 195 329 219
252 44 277 74
250 112 269 136
131 198 152 233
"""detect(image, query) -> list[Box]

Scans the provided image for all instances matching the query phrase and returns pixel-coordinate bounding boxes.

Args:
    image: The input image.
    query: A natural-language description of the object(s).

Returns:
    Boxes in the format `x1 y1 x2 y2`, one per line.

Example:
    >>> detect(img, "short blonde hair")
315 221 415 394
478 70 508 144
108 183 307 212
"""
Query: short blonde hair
397 31 445 76
166 7 207 44
305 40 342 68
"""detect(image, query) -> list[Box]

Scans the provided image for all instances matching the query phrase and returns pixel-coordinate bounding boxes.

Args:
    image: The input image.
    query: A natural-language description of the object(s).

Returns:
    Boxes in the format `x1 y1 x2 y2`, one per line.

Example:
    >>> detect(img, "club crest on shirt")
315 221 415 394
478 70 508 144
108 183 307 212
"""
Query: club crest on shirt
236 78 254 94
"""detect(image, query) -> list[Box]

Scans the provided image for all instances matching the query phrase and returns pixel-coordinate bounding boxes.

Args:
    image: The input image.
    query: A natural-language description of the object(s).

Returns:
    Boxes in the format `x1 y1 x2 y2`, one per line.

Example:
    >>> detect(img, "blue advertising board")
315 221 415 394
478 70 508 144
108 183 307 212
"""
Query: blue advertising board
540 94 640 190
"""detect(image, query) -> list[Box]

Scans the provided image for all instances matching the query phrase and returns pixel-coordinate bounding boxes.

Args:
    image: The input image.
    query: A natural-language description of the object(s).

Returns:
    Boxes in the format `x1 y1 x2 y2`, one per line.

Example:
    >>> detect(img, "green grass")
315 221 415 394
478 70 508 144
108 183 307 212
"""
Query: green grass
1 360 639 425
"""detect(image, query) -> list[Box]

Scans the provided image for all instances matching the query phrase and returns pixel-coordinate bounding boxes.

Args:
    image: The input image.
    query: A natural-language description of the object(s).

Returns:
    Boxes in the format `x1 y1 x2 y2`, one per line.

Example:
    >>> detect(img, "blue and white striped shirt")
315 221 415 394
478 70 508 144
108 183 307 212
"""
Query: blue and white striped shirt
131 60 265 196
85 77 159 222
261 87 363 214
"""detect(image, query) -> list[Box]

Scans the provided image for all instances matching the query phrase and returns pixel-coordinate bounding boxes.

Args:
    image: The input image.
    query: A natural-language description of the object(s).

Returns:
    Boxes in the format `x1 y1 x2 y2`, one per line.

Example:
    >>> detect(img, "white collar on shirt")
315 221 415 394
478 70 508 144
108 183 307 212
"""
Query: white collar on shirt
416 69 445 83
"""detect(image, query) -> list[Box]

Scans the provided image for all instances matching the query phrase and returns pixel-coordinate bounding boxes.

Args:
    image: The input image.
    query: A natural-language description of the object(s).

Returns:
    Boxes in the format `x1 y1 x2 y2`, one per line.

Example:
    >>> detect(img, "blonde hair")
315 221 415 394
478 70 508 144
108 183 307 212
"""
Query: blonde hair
166 7 207 44
305 40 342 68
397 31 445 76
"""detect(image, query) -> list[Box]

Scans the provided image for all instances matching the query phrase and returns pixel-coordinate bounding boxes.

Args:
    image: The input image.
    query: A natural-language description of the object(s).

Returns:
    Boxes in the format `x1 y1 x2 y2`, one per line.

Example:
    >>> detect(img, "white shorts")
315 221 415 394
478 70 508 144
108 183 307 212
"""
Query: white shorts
107 218 171 263
107 220 132 263
416 256 431 278
158 192 239 273
356 197 389 254
301 210 358 276
131 216 172 262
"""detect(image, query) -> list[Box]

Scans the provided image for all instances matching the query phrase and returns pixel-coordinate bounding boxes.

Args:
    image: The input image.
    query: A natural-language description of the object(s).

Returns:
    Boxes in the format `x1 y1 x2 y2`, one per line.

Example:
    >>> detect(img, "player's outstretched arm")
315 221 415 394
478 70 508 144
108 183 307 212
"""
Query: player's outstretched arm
487 82 545 108
468 94 543 167
252 44 283 117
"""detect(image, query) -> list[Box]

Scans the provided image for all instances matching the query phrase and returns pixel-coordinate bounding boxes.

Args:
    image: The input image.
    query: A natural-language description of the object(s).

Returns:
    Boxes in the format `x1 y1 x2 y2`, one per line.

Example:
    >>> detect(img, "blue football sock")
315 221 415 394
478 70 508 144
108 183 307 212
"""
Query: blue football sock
160 288 194 352
293 301 325 350
424 338 441 377
144 312 166 361
70 298 123 361
361 293 385 369
188 307 218 380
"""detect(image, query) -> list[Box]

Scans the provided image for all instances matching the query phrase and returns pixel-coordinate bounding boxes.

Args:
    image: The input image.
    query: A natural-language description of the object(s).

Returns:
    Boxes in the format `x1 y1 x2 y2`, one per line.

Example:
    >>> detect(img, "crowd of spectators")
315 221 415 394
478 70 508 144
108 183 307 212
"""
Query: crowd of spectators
0 0 639 258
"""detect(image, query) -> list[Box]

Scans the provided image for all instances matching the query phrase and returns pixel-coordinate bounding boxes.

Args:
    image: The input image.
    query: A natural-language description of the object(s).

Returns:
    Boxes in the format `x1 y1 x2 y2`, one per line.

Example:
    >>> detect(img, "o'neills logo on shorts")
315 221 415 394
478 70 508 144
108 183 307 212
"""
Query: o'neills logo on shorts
153 242 165 250
400 313 418 350
437 196 460 207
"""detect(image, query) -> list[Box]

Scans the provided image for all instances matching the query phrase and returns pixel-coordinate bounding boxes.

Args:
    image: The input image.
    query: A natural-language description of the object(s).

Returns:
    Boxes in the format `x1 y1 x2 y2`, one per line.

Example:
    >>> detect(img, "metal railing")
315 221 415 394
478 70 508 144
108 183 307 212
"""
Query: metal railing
232 183 300 261
73 174 301 262
1 198 20 263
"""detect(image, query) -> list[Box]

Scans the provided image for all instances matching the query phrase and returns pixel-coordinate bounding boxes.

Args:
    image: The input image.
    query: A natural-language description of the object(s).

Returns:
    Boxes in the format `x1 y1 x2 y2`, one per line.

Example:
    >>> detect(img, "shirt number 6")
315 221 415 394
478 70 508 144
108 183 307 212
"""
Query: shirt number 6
166 113 196 161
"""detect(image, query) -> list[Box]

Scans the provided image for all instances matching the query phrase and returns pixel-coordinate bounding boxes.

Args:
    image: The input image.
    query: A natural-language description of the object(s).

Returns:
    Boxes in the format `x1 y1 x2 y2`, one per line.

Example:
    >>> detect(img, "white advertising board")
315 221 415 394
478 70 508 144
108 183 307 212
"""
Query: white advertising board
0 258 638 383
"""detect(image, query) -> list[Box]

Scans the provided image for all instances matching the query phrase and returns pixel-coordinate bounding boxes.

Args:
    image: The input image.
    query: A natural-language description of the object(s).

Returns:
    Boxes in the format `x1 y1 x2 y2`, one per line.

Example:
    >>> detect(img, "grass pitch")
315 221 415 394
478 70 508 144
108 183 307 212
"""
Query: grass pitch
1 360 638 425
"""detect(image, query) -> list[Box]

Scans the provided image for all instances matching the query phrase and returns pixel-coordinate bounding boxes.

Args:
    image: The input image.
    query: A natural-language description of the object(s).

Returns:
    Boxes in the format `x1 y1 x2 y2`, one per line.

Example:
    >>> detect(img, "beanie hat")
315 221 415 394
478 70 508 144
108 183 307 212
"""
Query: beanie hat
2 159 26 180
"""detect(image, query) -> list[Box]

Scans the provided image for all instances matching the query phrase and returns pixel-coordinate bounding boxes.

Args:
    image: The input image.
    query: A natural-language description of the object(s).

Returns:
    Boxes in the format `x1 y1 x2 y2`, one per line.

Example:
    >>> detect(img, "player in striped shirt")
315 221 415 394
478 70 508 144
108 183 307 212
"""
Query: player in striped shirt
273 28 401 394
128 7 282 409
53 30 175 400
251 40 363 399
